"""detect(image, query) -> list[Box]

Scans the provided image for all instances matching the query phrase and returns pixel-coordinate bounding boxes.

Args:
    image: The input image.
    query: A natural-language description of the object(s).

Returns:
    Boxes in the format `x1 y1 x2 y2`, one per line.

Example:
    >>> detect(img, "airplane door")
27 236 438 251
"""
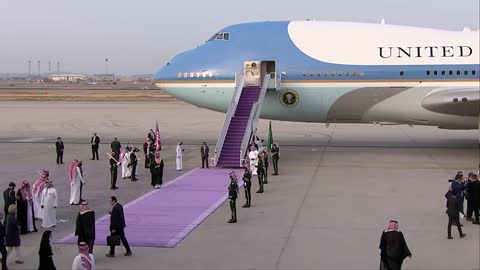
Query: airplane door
244 61 261 87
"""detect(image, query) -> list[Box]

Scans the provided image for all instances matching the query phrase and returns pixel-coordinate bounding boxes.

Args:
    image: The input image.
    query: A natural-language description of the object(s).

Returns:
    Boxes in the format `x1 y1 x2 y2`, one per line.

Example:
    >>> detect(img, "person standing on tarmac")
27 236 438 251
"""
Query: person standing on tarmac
242 164 252 208
227 172 239 223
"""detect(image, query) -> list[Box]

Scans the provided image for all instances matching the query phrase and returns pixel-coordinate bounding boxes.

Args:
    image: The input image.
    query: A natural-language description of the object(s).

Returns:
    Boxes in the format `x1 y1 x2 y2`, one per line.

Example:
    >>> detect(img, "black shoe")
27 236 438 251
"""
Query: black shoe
124 251 132 256
447 236 453 239
460 233 466 238
264 181 268 184
256 190 263 193
106 253 115 258
242 204 250 208
273 173 278 175
60 162 64 164
472 221 480 225
15 260 24 264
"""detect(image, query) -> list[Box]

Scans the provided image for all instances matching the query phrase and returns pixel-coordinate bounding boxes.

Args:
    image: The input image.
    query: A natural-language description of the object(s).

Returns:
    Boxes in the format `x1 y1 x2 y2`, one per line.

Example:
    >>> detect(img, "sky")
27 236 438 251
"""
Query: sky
0 0 478 75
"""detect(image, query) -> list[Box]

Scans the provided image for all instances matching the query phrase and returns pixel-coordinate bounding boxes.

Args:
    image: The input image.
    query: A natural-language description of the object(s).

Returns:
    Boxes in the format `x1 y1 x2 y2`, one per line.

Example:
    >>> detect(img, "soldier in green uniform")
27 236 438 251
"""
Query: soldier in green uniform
242 165 252 208
228 172 239 223
262 148 269 184
256 154 265 193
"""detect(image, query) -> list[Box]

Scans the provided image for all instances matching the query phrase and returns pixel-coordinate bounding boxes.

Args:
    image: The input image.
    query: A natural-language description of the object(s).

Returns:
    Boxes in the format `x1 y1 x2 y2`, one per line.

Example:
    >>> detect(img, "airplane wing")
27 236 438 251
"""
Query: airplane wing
421 87 480 117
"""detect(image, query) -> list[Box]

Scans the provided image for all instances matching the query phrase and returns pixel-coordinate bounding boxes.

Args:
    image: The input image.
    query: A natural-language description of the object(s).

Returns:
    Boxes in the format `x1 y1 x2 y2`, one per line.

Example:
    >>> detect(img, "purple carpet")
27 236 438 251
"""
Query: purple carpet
56 168 242 248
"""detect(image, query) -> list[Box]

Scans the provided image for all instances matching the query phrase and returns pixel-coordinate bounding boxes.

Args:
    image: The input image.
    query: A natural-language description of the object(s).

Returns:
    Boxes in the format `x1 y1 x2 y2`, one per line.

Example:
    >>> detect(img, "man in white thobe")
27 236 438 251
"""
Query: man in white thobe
41 181 57 228
32 169 49 220
176 140 184 171
69 160 85 205
248 145 259 175
72 242 95 270
121 148 132 179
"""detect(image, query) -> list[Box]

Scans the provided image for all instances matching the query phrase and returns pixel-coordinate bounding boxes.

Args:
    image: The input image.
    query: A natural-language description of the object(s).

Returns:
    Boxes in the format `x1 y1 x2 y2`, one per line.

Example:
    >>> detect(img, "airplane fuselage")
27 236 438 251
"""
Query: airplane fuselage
154 21 480 129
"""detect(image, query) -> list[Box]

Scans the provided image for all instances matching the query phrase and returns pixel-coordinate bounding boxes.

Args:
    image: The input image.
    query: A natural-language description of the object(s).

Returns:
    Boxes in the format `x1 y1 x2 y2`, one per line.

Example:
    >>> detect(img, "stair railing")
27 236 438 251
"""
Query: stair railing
214 71 245 166
239 74 271 166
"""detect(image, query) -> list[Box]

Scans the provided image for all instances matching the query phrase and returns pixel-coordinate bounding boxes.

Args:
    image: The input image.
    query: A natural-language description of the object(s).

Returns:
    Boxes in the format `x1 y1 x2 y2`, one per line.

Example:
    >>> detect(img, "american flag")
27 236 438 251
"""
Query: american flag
155 120 161 152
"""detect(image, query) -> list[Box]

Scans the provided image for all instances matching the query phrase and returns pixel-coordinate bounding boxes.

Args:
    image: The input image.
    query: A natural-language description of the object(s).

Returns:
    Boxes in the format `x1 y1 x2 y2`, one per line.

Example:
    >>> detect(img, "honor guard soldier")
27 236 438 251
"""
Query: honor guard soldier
242 165 252 208
228 172 239 223
271 141 280 175
109 152 119 190
256 154 265 193
262 148 269 184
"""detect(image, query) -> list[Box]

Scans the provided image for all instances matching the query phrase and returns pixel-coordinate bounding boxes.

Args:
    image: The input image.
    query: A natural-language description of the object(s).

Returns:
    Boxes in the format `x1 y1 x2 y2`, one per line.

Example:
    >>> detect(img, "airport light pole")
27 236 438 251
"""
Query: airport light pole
28 60 31 78
37 60 40 77
48 61 51 74
57 62 60 75
105 58 109 74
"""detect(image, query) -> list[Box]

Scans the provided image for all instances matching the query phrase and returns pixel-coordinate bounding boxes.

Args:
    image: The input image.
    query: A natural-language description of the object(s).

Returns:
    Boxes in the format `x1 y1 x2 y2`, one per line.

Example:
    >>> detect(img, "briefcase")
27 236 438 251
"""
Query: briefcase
107 234 121 246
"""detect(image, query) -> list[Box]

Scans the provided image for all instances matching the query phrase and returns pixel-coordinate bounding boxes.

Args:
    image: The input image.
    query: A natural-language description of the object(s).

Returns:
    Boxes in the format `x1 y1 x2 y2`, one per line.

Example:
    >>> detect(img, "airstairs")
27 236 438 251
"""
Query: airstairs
214 72 272 168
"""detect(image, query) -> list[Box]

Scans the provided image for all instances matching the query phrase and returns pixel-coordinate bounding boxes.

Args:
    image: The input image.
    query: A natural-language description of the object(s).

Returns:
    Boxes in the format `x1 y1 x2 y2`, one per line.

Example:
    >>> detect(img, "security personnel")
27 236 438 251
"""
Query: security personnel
109 152 119 190
228 172 239 223
271 142 280 175
256 154 265 193
263 148 269 184
242 165 252 208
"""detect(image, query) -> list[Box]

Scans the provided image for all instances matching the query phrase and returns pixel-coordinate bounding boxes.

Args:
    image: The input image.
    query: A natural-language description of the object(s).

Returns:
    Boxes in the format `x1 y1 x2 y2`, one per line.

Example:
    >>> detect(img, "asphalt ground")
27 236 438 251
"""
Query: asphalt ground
0 101 478 269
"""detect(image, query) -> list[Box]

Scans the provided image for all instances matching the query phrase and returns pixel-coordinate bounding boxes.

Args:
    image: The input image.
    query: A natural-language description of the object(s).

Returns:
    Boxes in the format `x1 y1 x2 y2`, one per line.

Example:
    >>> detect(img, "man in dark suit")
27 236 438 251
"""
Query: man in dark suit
200 141 209 168
106 196 131 257
3 182 16 222
55 137 64 164
110 138 121 159
90 133 100 160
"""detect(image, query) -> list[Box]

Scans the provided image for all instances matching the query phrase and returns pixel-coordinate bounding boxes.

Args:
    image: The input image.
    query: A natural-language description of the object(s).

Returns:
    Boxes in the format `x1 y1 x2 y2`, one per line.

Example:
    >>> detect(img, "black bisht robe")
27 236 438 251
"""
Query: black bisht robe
379 231 412 270
16 190 37 234
150 159 164 186
75 210 96 243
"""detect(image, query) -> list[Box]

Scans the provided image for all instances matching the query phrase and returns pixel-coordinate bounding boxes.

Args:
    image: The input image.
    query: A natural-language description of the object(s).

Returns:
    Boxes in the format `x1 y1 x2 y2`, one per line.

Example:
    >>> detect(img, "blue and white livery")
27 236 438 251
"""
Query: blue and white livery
154 21 480 129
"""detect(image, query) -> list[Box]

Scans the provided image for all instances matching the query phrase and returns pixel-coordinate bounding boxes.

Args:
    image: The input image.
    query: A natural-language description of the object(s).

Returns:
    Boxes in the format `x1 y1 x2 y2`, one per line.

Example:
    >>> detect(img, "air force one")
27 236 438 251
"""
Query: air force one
154 20 479 131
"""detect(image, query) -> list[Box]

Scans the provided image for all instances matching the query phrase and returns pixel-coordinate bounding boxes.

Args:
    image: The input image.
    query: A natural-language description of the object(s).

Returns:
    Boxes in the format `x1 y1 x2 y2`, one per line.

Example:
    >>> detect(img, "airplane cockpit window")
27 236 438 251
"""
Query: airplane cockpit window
208 32 230 41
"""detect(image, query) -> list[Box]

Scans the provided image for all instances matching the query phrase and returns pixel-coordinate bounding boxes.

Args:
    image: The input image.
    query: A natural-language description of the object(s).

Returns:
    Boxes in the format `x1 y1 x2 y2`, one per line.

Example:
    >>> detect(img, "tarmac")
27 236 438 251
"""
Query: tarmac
0 100 478 269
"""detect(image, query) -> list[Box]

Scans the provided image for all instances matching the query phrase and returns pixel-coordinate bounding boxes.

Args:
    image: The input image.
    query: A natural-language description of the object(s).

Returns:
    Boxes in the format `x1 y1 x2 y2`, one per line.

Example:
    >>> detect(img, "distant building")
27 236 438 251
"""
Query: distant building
94 74 115 82
49 74 87 82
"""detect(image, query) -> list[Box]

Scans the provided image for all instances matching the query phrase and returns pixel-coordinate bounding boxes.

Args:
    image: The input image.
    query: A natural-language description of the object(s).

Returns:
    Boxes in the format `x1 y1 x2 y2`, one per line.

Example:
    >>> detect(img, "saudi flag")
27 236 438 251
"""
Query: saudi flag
268 121 273 152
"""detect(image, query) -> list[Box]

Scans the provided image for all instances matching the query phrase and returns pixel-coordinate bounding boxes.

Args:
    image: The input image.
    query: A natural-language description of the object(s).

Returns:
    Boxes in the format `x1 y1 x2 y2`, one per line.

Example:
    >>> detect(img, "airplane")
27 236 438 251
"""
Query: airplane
154 20 479 130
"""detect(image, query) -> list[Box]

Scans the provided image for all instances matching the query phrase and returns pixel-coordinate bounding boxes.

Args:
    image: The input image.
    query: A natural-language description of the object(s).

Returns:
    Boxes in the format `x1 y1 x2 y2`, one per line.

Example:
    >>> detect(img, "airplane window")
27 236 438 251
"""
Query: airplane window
448 70 453 75
202 72 207 78
223 33 230 40
472 70 477 75
352 71 357 76
456 70 461 75
183 73 188 78
177 72 182 78
441 70 446 76
345 71 350 76
400 71 404 76
196 72 200 78
317 72 322 76
426 71 431 75
464 70 469 75
324 71 329 76
189 72 194 78
338 72 343 76
360 71 365 76
208 72 213 77
331 72 335 76
433 70 438 75
310 72 314 76
303 72 307 76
